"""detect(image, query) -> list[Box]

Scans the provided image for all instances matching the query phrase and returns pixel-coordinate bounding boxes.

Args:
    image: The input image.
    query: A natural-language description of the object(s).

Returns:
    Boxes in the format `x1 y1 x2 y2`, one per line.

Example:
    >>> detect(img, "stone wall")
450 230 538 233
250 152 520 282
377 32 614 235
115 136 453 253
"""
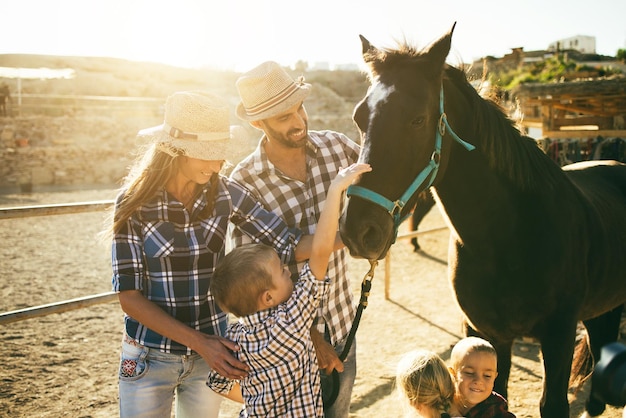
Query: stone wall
0 114 261 192
0 114 157 191
0 85 358 192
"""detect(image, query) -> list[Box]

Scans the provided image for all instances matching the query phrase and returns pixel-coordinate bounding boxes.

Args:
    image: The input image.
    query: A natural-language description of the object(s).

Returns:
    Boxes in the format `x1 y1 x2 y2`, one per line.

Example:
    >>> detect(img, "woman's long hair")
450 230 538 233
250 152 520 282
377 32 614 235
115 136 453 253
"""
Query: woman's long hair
98 144 178 242
102 143 221 242
112 144 178 235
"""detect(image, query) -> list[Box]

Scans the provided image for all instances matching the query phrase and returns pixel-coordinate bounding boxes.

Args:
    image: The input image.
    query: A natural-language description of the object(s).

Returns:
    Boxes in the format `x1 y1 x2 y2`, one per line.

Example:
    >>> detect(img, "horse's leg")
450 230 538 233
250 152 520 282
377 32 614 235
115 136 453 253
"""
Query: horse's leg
582 304 624 417
538 317 578 418
492 340 513 398
410 190 436 252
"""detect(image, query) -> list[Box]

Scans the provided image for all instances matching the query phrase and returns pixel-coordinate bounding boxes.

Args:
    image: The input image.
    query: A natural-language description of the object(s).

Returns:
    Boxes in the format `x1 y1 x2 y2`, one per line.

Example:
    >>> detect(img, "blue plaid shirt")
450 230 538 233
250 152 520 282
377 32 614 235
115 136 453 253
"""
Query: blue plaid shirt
112 175 300 355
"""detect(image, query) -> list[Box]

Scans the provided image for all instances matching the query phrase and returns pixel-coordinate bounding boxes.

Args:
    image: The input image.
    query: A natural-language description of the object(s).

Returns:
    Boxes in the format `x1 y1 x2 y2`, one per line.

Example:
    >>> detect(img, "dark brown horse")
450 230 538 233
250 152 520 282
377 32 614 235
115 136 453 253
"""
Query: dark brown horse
339 24 626 417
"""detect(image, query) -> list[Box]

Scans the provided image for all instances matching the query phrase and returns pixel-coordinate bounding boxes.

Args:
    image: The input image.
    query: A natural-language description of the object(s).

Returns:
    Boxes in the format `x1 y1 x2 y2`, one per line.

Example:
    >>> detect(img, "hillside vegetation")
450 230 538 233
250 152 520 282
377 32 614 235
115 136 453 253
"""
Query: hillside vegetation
488 54 624 90
0 54 369 189
0 54 369 139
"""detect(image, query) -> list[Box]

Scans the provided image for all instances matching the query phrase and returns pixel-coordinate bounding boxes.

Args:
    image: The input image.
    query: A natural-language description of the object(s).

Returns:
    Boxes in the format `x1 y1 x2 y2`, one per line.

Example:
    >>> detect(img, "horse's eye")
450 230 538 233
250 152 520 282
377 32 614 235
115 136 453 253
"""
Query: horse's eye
411 117 425 128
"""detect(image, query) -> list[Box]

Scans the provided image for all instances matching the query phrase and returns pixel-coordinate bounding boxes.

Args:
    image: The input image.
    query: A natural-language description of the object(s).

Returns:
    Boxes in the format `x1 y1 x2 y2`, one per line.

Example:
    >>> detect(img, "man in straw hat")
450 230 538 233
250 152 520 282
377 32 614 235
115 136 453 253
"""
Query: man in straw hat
108 90 303 418
230 61 361 417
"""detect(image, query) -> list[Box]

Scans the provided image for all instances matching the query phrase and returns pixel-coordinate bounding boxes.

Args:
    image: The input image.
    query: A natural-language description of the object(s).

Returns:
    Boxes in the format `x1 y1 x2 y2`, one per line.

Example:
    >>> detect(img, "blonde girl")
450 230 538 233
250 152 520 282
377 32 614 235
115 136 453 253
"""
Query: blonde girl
396 349 455 418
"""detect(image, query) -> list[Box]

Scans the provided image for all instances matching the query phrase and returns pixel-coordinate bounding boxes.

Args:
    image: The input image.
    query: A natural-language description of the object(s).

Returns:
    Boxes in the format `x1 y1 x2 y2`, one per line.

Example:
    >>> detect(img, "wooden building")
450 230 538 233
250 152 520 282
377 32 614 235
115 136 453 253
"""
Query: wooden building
513 77 626 139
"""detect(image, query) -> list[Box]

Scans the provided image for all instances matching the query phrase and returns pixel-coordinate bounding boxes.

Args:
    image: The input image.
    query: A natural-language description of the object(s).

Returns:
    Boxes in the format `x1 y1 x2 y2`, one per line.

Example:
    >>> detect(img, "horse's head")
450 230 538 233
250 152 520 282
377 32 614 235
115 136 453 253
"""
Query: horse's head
340 24 458 260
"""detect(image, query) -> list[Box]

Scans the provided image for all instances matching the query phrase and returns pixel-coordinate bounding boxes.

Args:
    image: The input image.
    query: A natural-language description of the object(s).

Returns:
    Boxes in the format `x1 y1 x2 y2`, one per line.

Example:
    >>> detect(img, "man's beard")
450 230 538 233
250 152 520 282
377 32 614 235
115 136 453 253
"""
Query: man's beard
266 123 309 149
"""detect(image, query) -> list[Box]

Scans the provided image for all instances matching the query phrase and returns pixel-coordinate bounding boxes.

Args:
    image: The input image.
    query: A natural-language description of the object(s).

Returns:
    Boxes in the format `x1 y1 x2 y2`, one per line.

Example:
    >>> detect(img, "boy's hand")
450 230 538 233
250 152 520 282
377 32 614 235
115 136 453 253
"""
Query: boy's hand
329 163 371 194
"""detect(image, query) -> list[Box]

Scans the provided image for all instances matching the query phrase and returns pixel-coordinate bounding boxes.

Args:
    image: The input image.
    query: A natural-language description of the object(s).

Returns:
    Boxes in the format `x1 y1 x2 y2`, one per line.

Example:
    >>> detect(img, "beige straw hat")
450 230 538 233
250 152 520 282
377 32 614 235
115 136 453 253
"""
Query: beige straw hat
137 91 242 161
235 61 311 121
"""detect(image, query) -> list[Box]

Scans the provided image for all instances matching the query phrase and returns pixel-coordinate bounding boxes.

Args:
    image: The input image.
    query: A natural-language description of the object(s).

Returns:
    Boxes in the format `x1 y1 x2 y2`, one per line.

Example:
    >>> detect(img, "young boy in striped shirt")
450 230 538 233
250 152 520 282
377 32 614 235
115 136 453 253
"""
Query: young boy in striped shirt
207 162 370 417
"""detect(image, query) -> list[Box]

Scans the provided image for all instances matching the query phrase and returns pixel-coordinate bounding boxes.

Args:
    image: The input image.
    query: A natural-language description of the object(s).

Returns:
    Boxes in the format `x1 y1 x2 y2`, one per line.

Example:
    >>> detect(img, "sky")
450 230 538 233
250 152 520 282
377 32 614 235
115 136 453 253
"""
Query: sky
1 0 625 72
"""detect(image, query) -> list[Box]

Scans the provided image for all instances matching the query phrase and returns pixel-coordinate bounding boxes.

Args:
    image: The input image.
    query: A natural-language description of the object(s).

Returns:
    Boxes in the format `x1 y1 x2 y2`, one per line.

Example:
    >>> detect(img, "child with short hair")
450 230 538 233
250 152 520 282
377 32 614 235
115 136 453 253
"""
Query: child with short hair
448 337 516 418
396 349 455 418
206 162 371 417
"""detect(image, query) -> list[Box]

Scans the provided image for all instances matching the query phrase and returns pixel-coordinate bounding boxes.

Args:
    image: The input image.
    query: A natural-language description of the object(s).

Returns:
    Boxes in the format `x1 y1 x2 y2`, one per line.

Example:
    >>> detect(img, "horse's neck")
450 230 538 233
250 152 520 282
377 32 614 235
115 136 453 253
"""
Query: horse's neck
434 145 520 245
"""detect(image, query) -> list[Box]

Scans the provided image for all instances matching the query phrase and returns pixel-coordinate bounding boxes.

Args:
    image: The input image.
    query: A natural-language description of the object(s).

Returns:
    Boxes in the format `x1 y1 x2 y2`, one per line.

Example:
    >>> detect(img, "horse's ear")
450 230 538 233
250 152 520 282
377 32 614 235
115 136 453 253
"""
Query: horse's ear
359 35 373 54
424 22 456 69
449 22 457 36
360 35 379 64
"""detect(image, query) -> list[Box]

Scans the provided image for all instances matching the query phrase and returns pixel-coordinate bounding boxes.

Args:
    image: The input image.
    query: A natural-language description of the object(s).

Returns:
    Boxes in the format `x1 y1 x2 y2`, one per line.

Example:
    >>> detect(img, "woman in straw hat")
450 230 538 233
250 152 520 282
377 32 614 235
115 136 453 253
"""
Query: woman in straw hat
108 91 301 418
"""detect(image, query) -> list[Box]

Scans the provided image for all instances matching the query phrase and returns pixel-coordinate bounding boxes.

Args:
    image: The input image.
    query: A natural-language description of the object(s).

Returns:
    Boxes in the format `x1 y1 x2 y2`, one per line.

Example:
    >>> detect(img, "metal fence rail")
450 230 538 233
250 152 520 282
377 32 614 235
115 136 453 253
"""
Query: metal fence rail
0 292 117 325
0 199 448 323
7 93 163 117
0 200 117 325
0 200 114 219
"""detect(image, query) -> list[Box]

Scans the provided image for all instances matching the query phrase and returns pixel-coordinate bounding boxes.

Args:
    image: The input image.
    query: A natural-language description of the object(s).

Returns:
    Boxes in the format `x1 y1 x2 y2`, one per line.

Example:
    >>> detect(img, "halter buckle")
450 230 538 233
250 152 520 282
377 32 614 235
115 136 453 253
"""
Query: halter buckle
438 113 447 137
430 149 441 165
390 200 404 217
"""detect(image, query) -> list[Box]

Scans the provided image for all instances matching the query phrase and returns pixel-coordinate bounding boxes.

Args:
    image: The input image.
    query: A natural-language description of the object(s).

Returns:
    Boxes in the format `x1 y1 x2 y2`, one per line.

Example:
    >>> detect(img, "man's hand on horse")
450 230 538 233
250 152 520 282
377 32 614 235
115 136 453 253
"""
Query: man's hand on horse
311 328 345 374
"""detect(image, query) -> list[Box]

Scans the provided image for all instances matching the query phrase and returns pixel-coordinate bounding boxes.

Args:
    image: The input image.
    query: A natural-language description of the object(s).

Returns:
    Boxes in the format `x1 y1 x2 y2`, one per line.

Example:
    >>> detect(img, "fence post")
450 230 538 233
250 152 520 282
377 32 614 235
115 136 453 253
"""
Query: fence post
383 226 449 300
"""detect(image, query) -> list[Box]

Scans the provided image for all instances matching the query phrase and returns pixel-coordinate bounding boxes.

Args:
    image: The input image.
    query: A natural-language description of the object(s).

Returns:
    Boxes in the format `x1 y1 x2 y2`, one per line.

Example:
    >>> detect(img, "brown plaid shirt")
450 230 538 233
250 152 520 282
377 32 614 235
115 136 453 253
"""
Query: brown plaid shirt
230 130 360 345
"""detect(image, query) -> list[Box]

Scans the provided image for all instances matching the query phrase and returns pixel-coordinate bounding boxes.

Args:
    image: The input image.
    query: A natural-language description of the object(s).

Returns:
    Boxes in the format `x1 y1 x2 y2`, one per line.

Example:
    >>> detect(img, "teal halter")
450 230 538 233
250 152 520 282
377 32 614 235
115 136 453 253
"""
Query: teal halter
346 86 475 237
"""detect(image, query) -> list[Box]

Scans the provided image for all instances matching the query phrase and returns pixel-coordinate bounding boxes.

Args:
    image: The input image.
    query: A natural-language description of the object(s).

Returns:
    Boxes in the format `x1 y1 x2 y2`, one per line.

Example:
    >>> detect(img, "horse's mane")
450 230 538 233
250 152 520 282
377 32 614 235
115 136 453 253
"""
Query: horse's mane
363 41 431 82
364 41 567 192
443 65 565 192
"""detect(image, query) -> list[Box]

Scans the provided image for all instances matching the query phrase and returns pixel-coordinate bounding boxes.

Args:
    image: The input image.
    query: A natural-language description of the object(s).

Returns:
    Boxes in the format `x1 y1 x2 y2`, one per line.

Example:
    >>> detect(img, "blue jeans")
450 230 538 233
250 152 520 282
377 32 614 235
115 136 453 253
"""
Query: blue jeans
320 337 357 418
118 339 223 418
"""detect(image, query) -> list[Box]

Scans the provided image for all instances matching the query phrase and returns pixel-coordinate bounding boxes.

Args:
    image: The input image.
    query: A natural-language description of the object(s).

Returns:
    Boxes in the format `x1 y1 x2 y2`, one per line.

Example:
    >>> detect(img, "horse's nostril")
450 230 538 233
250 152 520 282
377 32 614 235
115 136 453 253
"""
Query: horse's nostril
360 224 383 253
342 206 394 260
362 228 379 248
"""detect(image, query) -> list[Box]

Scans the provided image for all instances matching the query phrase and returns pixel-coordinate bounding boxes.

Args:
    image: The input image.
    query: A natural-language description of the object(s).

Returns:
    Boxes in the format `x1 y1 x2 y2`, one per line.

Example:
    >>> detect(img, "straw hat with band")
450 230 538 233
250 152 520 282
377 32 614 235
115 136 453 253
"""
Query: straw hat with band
137 91 242 161
236 61 311 122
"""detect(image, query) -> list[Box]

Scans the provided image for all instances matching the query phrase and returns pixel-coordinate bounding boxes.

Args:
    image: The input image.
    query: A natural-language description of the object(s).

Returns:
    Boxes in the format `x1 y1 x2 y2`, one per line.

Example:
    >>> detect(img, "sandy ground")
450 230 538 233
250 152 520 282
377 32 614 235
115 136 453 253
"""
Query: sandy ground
0 188 624 417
